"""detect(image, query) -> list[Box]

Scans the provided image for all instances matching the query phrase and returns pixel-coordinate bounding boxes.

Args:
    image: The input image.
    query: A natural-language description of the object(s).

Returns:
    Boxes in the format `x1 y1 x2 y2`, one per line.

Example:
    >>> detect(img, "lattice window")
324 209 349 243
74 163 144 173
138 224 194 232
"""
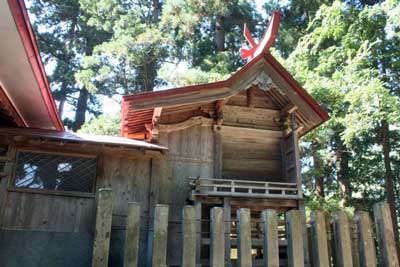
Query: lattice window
14 150 97 194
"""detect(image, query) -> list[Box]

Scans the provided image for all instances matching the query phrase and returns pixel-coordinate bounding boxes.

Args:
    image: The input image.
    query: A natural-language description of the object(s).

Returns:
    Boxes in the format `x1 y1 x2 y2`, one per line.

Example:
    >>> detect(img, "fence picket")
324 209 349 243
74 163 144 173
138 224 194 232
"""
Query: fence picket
286 210 304 267
124 202 141 267
151 204 169 267
333 212 353 267
92 188 114 267
182 206 196 267
237 208 252 267
373 202 399 267
210 207 224 267
261 209 279 267
310 211 329 267
354 211 377 267
89 188 400 267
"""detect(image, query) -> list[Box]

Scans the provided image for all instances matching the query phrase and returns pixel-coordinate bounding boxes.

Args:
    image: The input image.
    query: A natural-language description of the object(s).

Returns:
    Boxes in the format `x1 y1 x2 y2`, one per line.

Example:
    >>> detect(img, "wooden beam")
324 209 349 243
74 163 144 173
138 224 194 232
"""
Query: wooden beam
130 87 234 110
281 103 298 116
157 116 213 133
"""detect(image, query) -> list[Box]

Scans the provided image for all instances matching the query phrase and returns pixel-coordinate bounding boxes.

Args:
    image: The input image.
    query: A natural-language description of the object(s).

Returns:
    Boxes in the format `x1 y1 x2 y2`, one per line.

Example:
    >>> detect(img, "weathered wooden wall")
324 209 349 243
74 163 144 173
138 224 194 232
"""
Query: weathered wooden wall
221 90 283 182
0 138 159 266
156 123 214 265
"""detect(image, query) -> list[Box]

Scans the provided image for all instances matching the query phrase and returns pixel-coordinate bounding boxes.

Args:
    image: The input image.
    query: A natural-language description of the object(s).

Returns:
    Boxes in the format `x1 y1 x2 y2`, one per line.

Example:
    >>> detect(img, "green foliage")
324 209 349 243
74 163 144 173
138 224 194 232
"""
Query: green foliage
287 0 400 215
79 114 120 136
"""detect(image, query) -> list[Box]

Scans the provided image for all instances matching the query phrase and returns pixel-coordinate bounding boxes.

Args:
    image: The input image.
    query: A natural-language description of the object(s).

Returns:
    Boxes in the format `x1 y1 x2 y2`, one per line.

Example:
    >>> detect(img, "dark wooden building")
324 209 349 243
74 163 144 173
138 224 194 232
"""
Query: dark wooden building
0 2 328 267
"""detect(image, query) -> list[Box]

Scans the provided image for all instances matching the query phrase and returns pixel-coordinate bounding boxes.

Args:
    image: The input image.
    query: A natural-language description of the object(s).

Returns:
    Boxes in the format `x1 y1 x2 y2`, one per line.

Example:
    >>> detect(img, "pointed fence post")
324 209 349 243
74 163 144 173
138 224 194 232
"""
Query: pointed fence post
354 211 377 267
92 188 114 267
373 202 399 267
310 211 329 267
261 209 279 267
286 210 304 267
333 211 353 267
237 208 252 267
151 204 169 267
124 202 141 267
210 207 224 267
182 206 196 267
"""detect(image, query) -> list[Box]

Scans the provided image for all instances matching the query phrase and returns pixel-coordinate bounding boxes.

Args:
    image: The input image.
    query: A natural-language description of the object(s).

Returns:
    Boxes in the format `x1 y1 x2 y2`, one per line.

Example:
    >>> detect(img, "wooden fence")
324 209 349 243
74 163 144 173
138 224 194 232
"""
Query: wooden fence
92 188 399 267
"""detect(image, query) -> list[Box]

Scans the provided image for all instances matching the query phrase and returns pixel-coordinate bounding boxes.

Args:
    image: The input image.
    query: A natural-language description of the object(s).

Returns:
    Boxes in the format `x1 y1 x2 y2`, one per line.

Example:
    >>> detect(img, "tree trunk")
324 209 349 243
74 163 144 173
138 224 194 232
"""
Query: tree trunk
381 119 400 254
215 14 225 51
336 137 351 207
72 88 89 131
313 154 325 198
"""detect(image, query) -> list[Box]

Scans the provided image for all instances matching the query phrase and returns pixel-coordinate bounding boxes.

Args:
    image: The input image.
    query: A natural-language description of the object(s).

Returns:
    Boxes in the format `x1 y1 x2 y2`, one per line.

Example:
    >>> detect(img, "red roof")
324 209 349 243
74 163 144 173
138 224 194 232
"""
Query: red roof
121 12 329 139
3 0 64 131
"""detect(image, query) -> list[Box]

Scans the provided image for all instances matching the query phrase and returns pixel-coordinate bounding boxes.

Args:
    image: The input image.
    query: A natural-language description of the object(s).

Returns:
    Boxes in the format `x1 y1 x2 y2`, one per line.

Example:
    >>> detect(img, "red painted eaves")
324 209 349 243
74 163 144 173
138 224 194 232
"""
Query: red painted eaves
263 53 330 122
8 0 64 131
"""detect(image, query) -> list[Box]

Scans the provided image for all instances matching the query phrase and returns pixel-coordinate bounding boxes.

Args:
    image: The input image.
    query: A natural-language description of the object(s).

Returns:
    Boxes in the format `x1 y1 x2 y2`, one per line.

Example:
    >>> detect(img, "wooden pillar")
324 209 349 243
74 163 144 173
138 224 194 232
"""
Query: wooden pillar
151 204 169 267
224 198 231 266
182 206 196 267
124 202 141 267
333 211 353 267
195 201 202 267
237 208 252 267
286 210 304 267
92 188 114 267
213 125 222 179
310 211 329 267
210 207 224 267
354 211 377 267
261 209 279 267
373 202 399 267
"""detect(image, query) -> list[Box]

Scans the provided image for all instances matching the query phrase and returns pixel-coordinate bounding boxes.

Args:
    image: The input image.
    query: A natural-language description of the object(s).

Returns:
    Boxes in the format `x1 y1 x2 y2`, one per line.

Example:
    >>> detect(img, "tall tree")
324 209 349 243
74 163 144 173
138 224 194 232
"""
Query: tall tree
286 0 400 246
30 0 110 131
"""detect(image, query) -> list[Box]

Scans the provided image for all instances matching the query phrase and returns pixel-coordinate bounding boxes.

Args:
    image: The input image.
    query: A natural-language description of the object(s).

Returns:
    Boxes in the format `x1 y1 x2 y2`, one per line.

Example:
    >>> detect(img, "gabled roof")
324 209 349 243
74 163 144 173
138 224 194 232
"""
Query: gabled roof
0 0 64 131
121 11 329 139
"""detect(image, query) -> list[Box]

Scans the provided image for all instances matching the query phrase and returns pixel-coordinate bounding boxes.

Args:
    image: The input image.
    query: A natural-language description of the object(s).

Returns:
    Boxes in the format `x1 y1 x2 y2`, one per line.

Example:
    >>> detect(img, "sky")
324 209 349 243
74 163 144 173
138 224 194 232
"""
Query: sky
28 0 272 125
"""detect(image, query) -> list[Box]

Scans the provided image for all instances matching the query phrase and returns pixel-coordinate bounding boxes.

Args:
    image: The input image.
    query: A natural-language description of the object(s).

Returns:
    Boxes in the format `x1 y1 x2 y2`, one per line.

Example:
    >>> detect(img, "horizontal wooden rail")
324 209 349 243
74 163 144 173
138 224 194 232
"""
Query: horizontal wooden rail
189 177 300 199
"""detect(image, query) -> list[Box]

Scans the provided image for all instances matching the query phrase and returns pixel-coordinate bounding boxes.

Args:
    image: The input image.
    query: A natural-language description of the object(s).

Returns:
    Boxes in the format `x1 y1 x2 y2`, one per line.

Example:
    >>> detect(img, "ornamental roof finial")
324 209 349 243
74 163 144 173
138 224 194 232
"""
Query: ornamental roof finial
240 11 281 60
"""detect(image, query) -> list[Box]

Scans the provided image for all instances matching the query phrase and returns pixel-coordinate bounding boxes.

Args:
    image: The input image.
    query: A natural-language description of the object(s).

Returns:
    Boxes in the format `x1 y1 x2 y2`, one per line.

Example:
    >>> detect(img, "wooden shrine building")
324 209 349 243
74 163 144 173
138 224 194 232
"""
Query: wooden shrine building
0 2 329 267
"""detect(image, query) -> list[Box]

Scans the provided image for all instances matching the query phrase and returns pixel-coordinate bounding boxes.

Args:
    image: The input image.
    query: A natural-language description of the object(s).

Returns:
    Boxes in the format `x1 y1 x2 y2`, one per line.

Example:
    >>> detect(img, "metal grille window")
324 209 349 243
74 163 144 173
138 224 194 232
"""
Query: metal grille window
14 150 97 194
